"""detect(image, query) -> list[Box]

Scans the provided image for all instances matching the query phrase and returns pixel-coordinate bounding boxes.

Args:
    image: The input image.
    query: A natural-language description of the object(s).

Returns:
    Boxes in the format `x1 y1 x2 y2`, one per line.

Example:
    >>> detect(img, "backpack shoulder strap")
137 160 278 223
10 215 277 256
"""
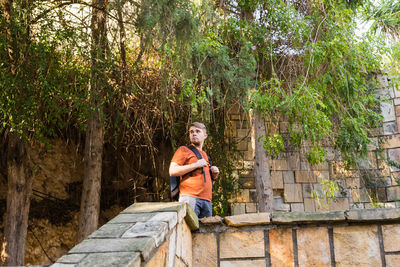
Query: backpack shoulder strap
186 145 203 159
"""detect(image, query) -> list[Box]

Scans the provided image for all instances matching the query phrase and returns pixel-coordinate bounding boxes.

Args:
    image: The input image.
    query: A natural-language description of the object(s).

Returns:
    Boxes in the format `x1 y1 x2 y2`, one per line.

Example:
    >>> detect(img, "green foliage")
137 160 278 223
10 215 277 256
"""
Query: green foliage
311 179 339 210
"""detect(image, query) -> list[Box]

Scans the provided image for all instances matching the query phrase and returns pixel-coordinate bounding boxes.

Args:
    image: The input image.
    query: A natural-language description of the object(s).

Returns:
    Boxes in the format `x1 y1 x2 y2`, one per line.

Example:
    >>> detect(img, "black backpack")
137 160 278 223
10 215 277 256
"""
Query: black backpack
170 145 212 201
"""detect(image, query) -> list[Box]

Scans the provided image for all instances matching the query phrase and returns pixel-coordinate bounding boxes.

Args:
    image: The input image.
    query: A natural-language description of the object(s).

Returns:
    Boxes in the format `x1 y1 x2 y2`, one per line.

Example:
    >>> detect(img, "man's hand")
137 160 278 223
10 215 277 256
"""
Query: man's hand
210 166 219 180
196 159 208 168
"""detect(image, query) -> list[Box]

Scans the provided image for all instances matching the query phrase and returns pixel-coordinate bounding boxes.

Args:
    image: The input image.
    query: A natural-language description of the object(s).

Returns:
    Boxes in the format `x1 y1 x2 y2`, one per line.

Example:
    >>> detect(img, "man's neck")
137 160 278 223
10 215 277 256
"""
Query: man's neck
191 143 203 151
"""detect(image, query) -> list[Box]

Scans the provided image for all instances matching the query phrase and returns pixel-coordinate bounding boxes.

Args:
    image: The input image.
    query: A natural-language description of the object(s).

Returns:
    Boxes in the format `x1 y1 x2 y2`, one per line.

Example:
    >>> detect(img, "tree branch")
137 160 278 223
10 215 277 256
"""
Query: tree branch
31 0 136 26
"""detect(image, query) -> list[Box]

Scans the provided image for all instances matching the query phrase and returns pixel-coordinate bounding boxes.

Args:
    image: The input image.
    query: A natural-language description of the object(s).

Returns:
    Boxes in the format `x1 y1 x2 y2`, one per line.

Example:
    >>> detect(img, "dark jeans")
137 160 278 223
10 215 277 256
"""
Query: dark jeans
179 195 212 218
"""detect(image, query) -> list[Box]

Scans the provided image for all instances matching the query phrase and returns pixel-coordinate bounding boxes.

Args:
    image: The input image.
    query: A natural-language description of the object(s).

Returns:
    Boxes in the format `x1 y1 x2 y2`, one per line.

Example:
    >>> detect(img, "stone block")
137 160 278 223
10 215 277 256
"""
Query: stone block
220 259 266 267
149 212 178 230
283 171 295 184
69 238 155 261
295 171 316 183
88 223 134 239
346 177 360 189
249 189 257 202
271 171 284 189
185 203 199 230
396 105 400 116
236 189 250 202
237 129 250 139
376 187 387 202
200 216 223 225
56 254 87 264
304 198 317 212
243 160 254 169
51 264 76 267
180 220 192 266
108 213 156 224
284 184 303 203
269 228 293 267
314 171 329 182
302 184 313 198
271 211 345 224
235 138 248 151
313 161 329 171
231 203 246 215
220 230 265 259
274 196 290 211
121 202 186 214
347 208 400 221
384 121 398 135
333 225 381 267
382 224 400 252
224 213 270 227
270 159 288 170
240 177 255 189
377 75 390 88
381 101 396 122
168 228 177 267
287 153 300 170
388 148 400 172
327 198 349 211
192 233 217 267
146 241 169 267
387 186 400 201
246 203 257 213
395 97 400 105
297 227 331 267
122 221 168 246
383 134 400 149
397 117 400 133
300 161 311 170
385 202 397 208
386 255 400 267
291 203 305 212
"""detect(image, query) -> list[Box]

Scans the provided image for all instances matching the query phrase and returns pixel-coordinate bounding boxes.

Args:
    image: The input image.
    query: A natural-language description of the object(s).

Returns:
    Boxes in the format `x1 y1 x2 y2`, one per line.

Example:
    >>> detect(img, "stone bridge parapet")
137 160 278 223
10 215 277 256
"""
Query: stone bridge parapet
52 202 400 266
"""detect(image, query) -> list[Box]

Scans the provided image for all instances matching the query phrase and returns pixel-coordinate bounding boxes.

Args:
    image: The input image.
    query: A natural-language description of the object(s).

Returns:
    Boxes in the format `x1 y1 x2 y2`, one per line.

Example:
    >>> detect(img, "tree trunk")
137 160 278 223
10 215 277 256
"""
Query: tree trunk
77 0 108 242
1 132 33 266
116 0 127 90
252 111 274 212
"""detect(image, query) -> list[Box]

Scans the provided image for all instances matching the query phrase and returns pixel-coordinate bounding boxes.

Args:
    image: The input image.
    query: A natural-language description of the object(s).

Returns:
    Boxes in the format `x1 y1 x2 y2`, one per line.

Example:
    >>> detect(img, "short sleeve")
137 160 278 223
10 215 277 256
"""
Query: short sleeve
171 146 188 166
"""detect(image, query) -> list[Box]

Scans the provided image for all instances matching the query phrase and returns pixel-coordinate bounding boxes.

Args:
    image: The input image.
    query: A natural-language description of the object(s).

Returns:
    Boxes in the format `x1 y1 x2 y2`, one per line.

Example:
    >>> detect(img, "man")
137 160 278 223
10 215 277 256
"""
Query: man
169 122 219 218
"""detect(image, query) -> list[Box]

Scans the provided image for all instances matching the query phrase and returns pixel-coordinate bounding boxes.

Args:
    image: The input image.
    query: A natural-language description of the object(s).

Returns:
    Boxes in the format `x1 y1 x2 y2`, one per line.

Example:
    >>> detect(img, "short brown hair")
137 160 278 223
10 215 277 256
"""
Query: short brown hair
189 122 207 133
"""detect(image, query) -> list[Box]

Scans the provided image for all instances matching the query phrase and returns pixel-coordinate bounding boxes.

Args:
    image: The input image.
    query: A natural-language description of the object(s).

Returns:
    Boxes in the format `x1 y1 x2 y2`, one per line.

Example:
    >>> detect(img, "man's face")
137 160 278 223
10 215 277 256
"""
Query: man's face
189 126 207 146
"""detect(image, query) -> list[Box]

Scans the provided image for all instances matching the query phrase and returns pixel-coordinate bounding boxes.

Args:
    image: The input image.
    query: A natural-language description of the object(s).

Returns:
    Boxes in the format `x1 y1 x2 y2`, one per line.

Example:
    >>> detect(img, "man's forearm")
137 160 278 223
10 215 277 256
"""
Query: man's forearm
169 162 199 177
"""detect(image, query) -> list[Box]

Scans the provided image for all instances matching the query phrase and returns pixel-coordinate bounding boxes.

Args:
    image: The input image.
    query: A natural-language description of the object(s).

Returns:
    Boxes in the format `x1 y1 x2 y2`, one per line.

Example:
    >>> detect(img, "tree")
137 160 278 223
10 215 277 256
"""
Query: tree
77 0 109 242
368 0 400 39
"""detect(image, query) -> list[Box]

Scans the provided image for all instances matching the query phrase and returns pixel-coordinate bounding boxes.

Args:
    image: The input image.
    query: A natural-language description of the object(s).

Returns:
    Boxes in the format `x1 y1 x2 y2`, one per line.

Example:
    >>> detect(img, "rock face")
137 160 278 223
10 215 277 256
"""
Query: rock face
192 233 217 267
269 228 293 267
333 225 381 267
220 230 265 259
297 227 331 267
382 224 400 252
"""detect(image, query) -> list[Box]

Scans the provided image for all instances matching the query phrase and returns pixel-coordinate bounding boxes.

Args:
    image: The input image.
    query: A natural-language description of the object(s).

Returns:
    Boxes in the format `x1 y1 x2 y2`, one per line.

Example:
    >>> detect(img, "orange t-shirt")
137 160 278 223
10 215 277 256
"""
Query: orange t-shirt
171 146 212 201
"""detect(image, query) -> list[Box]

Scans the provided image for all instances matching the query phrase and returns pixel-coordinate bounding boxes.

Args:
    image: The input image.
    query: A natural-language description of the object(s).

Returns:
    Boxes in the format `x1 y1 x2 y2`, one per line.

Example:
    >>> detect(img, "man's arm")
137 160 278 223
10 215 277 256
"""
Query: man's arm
210 166 219 181
169 159 208 177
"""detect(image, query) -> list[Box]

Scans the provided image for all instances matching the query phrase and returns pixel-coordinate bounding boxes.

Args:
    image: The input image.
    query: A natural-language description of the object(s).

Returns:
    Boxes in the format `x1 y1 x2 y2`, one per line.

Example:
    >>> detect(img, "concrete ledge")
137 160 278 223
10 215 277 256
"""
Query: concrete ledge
53 202 199 267
271 211 346 224
346 208 400 221
224 213 271 227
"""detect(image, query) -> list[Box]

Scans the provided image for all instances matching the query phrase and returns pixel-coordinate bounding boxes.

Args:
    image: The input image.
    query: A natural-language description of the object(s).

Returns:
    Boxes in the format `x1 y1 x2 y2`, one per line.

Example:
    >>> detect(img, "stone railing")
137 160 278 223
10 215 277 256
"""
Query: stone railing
194 208 400 266
51 202 198 267
52 202 400 267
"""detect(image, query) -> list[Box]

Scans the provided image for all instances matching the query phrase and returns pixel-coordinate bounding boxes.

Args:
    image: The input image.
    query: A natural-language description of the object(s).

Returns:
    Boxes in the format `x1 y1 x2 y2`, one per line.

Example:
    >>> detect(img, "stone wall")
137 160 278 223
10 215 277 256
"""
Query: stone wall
193 208 400 267
226 75 400 214
51 202 198 267
52 202 400 267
